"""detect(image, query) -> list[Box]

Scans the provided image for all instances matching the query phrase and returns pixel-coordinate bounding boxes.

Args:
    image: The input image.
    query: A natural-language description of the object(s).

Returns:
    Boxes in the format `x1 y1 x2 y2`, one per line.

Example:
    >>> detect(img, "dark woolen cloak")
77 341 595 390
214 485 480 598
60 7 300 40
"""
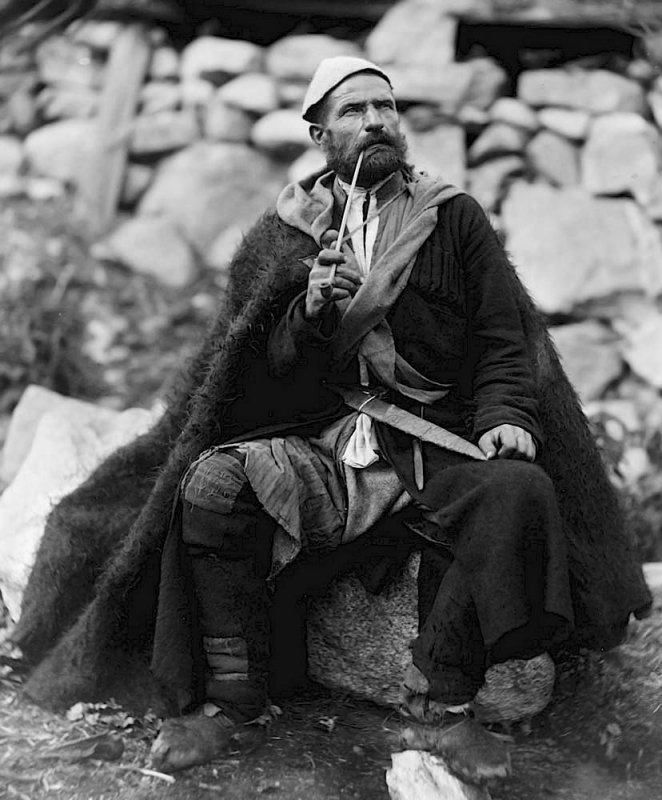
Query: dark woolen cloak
11 206 652 713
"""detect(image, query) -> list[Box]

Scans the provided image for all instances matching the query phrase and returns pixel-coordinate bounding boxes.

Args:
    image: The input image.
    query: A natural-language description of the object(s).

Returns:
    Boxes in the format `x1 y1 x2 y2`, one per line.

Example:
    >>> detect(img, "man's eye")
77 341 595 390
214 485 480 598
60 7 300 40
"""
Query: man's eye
342 106 360 115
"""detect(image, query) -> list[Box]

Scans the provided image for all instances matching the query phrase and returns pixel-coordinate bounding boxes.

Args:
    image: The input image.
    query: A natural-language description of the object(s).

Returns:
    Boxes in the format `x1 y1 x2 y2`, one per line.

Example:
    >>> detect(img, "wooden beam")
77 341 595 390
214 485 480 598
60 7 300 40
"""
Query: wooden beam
78 22 151 236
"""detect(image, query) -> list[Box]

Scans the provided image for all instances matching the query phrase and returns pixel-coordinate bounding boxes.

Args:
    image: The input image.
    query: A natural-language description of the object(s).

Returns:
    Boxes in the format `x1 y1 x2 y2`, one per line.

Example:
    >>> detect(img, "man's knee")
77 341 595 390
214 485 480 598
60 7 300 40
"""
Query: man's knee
485 461 555 505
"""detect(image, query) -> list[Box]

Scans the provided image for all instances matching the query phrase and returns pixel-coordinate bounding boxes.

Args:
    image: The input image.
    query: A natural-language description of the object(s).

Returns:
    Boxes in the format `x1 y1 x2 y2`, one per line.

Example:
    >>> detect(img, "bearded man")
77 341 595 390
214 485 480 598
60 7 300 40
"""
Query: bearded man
12 56 651 776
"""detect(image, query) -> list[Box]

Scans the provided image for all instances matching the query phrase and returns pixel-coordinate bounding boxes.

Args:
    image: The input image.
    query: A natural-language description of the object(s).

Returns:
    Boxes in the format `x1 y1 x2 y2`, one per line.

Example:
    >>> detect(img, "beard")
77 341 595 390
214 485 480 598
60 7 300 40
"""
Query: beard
323 128 409 187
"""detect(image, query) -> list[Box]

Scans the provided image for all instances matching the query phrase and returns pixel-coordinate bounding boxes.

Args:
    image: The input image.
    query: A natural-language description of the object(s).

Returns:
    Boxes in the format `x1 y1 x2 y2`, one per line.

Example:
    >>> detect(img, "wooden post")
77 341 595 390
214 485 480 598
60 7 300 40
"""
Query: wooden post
79 22 152 237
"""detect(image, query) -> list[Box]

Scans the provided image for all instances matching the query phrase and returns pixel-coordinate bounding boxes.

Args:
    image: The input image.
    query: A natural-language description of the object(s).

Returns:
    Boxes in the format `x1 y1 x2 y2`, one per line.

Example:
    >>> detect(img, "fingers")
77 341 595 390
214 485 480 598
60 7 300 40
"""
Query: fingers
479 426 537 461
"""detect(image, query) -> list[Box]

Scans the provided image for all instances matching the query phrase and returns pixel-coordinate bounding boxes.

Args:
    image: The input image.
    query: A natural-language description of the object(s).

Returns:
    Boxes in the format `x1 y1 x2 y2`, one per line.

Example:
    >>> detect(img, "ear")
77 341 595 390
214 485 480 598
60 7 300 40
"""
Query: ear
309 124 325 147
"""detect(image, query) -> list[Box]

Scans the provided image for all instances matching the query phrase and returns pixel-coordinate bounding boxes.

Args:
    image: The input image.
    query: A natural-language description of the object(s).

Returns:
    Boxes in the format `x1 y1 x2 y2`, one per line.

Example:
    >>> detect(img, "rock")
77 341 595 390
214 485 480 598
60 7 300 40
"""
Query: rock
203 98 253 142
388 58 506 111
138 142 286 254
402 121 466 187
23 118 98 186
180 78 215 108
365 0 458 70
526 130 580 186
37 85 99 119
501 182 662 314
538 107 590 140
622 311 662 390
0 387 159 621
250 109 311 157
6 85 38 135
149 46 180 80
287 148 327 184
582 113 661 204
121 163 154 206
518 69 646 115
468 122 528 164
265 34 361 82
489 97 539 131
307 556 419 706
642 177 662 222
36 35 104 88
93 216 197 287
643 562 662 597
467 155 524 211
276 81 307 109
386 750 490 800
549 321 623 403
69 20 123 51
0 135 23 174
217 73 279 116
130 109 200 155
180 36 263 84
139 81 181 114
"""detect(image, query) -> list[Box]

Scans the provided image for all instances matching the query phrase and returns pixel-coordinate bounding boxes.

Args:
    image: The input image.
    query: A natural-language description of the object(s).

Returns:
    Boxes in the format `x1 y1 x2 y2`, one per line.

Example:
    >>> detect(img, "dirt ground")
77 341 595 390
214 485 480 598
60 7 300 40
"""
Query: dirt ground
1 593 661 800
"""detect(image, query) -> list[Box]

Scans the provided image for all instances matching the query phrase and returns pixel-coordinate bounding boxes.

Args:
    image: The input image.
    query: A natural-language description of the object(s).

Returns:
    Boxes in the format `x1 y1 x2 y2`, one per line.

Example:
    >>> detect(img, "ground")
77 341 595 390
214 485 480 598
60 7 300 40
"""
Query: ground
1 194 662 799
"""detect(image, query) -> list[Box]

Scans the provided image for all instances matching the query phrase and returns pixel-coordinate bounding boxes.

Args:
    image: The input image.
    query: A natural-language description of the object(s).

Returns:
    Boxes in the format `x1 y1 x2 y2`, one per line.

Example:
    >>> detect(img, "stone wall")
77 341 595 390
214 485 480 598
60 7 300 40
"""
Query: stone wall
2 0 662 548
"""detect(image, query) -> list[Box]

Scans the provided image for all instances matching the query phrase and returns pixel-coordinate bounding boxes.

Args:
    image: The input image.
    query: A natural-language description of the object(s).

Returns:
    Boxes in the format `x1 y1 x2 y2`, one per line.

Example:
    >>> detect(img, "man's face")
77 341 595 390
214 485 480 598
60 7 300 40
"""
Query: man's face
310 73 409 187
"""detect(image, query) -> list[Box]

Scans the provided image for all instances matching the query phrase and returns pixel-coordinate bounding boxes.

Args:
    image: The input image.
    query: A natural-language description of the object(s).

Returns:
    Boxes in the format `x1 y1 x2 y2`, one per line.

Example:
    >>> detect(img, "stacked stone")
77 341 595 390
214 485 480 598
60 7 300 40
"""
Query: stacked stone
1 0 662 455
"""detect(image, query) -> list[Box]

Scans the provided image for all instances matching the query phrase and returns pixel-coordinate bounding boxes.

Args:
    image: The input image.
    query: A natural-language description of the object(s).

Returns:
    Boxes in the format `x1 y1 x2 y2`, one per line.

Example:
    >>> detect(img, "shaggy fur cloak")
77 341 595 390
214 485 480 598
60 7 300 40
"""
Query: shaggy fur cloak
11 206 652 713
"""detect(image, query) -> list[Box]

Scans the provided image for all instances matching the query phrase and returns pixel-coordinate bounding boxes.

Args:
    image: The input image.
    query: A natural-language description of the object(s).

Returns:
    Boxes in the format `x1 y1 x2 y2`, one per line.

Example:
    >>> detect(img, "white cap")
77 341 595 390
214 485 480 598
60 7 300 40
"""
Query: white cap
301 56 392 122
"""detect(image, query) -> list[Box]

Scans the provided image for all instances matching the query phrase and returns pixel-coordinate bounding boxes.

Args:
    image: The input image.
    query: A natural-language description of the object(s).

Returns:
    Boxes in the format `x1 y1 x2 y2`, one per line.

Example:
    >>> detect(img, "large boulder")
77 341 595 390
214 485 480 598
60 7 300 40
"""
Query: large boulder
23 118 98 186
92 216 198 287
582 113 661 204
138 141 287 254
468 156 524 212
180 36 263 84
622 310 662 390
403 122 466 187
0 135 23 174
501 182 662 314
518 69 646 115
549 321 623 403
365 0 458 71
130 109 200 155
0 386 159 621
203 98 253 142
217 73 280 116
468 122 528 164
538 107 590 141
35 35 104 88
265 34 361 82
250 109 311 158
526 130 580 186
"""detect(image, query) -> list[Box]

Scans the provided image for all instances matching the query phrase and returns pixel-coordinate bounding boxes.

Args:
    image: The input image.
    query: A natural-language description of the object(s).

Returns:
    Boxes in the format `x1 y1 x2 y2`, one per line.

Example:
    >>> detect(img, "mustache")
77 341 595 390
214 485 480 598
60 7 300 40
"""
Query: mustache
360 132 397 149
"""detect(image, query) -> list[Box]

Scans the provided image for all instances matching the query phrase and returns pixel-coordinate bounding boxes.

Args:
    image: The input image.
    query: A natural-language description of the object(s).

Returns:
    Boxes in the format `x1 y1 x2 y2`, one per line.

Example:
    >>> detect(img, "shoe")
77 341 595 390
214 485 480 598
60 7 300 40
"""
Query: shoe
400 663 470 724
150 704 273 772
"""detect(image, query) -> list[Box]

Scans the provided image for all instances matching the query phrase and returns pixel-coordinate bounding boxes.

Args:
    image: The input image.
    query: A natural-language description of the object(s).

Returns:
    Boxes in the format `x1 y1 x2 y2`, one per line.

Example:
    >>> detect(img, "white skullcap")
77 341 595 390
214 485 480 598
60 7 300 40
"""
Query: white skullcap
302 56 392 122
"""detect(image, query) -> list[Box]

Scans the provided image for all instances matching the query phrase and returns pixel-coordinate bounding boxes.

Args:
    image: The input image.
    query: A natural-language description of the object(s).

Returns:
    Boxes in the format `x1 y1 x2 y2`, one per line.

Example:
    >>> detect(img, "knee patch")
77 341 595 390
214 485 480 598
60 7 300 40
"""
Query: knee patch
182 448 248 515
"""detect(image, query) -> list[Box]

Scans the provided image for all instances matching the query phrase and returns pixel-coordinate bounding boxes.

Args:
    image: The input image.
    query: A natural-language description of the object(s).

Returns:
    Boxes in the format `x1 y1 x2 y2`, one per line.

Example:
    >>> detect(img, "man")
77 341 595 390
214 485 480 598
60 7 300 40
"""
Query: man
11 57 650 777
148 56 575 771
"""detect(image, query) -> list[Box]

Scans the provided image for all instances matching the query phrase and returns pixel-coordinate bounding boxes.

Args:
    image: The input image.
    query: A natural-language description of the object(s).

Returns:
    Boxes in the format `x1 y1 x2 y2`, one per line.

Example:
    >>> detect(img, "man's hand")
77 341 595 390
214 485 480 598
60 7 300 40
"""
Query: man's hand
478 425 537 461
305 229 362 319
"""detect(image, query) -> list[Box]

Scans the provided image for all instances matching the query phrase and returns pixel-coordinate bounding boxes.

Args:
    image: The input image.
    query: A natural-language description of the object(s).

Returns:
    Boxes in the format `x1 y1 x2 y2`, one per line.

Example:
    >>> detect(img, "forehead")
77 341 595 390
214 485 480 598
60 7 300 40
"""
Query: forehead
325 73 395 114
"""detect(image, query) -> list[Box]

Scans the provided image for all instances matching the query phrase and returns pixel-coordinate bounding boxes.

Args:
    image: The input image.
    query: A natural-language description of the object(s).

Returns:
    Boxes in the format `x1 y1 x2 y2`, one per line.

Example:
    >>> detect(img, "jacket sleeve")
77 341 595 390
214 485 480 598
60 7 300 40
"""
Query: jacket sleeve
458 196 543 445
267 291 340 379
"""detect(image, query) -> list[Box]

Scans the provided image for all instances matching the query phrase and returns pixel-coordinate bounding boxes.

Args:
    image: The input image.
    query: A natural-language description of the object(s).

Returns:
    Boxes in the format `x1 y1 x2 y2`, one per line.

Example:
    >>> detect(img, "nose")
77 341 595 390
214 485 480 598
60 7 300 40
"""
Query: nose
364 105 384 132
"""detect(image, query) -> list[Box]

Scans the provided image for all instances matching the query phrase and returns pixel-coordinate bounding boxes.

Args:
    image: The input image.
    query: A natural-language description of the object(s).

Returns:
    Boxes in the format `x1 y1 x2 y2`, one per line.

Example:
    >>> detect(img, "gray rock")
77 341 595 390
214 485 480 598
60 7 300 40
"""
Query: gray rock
204 98 253 142
5 85 38 136
386 750 490 800
365 1 458 70
36 35 103 88
307 557 419 706
526 130 580 186
287 148 327 184
468 122 528 164
0 135 23 174
180 36 263 84
489 97 539 131
622 310 662 390
468 155 524 211
180 78 215 108
538 107 590 140
149 46 180 81
518 69 646 114
549 321 623 402
265 34 361 82
582 113 661 204
69 20 123 51
217 73 279 116
388 58 506 111
403 121 466 187
93 216 198 287
120 163 154 207
37 85 99 119
642 177 662 222
130 109 200 155
276 81 308 109
501 182 662 314
139 81 181 114
138 141 287 253
250 109 311 157
23 118 97 186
